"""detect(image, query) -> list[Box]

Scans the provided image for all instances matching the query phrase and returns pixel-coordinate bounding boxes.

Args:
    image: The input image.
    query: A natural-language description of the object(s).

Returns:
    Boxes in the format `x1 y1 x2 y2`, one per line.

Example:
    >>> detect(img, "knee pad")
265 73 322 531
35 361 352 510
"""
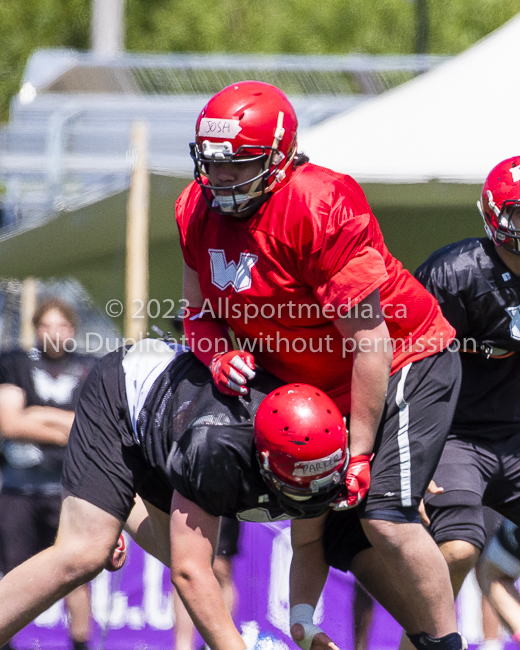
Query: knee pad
426 504 486 551
407 633 467 650
361 506 421 524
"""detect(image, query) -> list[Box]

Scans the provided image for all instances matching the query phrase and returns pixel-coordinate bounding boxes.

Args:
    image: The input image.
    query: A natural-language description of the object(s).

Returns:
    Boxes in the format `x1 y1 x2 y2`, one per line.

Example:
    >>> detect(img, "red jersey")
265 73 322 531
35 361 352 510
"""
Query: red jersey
176 163 454 407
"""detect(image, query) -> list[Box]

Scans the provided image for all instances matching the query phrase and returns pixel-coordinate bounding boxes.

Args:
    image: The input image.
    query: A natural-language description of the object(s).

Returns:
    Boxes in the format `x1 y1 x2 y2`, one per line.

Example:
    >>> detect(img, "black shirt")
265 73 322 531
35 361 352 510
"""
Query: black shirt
0 348 95 492
415 237 520 438
129 346 290 520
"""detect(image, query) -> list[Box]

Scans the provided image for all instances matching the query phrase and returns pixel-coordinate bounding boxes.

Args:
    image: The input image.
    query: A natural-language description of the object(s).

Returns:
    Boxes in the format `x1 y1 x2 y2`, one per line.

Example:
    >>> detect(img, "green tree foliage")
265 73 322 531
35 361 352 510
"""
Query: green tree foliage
125 0 417 54
0 0 90 119
428 0 520 52
125 0 518 55
0 0 518 121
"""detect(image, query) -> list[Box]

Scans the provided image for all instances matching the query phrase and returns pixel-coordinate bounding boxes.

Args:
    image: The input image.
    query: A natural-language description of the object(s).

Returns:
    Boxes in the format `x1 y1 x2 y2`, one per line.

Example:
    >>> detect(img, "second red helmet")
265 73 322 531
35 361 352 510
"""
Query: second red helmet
254 383 348 517
478 156 520 254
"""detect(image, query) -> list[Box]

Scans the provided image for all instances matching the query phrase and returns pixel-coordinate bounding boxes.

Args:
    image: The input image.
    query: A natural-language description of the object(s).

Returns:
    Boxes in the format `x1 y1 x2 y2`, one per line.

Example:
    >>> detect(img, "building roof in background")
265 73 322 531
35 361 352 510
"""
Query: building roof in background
20 49 448 96
0 49 447 228
299 11 520 184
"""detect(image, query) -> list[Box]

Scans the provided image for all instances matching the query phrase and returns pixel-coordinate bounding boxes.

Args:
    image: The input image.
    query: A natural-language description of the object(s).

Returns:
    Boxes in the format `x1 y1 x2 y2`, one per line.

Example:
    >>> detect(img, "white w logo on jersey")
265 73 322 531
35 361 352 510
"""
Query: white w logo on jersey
31 368 79 404
506 306 520 340
209 249 258 292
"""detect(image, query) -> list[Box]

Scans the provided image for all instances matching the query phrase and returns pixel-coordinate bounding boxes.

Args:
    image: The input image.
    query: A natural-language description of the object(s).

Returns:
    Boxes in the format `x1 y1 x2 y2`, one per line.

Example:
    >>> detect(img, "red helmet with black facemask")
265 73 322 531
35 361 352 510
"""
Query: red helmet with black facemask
478 156 520 254
190 81 298 217
254 383 348 517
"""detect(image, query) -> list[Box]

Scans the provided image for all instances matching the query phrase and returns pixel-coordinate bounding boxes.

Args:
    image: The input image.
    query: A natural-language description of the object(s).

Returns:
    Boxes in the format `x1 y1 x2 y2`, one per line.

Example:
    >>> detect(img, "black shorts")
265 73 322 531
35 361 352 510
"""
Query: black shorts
62 350 244 549
360 348 461 518
322 508 372 572
424 433 520 550
0 491 62 575
323 506 503 572
483 507 504 546
217 517 241 557
62 348 173 522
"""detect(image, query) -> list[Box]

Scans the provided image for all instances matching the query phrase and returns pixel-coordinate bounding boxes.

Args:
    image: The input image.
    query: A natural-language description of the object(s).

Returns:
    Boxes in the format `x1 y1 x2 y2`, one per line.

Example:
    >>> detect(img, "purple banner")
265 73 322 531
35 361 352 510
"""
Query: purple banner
11 522 515 650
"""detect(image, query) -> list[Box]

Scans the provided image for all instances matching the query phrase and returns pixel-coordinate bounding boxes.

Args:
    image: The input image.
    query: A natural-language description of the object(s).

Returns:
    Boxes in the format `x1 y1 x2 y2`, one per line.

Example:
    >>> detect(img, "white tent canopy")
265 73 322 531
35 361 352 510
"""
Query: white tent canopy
299 12 520 184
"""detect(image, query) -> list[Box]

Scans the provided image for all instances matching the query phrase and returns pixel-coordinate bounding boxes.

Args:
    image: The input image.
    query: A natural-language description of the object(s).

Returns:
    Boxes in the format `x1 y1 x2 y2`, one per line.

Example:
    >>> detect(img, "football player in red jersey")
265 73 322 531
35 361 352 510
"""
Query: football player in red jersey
177 81 464 650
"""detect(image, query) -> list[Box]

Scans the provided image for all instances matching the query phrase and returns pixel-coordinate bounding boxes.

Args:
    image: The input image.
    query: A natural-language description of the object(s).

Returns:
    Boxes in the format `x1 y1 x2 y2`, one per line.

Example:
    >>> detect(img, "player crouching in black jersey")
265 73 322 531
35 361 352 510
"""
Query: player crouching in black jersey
0 339 461 650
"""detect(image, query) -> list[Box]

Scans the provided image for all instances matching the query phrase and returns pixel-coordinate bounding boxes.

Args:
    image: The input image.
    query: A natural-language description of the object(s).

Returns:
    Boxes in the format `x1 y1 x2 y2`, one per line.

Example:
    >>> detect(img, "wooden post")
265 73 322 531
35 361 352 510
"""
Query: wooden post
91 0 125 56
20 277 37 350
125 122 150 343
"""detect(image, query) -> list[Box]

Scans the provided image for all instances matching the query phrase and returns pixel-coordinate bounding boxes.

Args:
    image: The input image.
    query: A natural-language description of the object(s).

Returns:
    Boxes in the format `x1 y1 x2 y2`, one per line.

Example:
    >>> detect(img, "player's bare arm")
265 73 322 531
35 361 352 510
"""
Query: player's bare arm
182 262 255 395
332 289 391 507
183 261 205 308
333 288 392 458
170 491 246 650
290 515 329 609
0 384 70 445
290 516 340 650
477 549 520 638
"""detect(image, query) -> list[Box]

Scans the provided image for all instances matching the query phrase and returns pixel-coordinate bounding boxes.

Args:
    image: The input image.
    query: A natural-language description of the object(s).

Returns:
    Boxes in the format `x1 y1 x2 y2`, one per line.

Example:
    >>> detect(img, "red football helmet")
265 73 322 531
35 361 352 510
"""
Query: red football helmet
478 156 520 254
254 383 348 517
190 81 298 217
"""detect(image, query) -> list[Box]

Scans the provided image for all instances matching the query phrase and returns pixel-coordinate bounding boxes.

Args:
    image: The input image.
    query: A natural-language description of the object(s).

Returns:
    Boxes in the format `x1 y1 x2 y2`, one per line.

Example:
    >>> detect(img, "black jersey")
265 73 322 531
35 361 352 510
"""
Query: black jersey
415 237 520 438
0 348 95 491
123 340 289 521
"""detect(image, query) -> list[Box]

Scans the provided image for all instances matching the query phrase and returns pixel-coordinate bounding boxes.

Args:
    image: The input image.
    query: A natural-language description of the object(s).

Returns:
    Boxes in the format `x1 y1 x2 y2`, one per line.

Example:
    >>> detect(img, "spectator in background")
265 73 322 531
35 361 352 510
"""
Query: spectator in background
170 309 242 650
0 298 96 650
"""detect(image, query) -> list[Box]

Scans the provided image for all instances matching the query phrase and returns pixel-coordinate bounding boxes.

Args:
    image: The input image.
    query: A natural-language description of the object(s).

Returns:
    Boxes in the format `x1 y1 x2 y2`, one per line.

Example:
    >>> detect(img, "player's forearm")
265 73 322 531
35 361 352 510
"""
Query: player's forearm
182 262 234 365
290 540 329 609
477 559 520 636
172 569 245 650
332 290 392 455
170 493 244 650
184 313 233 366
348 340 392 457
290 517 329 608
